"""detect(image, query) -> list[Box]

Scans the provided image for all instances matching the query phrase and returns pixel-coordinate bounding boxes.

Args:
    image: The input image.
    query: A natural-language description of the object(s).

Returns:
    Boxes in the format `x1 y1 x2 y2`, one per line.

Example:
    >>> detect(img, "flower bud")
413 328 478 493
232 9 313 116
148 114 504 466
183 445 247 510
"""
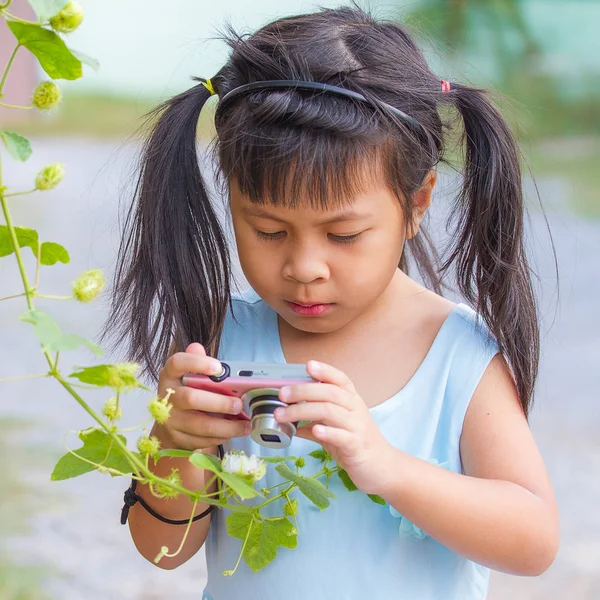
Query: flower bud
149 388 174 424
106 362 140 391
294 457 305 469
137 434 161 458
35 163 64 190
283 499 298 517
222 450 266 483
31 81 61 110
102 396 122 421
49 1 84 33
154 468 182 499
72 268 105 303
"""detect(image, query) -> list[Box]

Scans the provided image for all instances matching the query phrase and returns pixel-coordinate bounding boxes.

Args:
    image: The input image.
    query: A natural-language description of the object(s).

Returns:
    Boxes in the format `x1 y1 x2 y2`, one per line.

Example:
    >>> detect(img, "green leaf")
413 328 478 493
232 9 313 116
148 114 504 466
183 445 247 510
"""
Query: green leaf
337 468 358 492
367 494 387 506
189 451 259 499
158 449 193 459
40 241 70 265
308 448 332 463
70 49 100 73
68 363 152 390
51 427 133 480
0 225 38 258
27 0 69 20
275 463 335 510
0 131 32 161
226 512 297 573
261 455 298 464
0 226 70 265
6 21 82 80
19 309 104 356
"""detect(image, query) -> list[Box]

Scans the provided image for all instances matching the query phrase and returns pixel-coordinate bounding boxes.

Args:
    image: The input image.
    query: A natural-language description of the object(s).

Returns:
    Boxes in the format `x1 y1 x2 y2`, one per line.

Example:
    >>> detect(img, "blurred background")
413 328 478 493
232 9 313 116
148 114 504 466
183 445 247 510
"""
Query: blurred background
0 0 598 598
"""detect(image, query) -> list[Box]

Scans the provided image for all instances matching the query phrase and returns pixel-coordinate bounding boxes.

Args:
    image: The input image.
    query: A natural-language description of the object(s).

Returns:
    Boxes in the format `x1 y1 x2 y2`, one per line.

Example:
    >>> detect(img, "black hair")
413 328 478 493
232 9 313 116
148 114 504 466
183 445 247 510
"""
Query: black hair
100 2 549 418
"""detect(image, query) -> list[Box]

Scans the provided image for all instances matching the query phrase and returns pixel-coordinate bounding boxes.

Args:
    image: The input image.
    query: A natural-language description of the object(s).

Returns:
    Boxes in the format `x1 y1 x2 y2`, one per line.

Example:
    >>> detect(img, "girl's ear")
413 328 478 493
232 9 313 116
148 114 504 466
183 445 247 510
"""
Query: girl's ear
406 169 436 239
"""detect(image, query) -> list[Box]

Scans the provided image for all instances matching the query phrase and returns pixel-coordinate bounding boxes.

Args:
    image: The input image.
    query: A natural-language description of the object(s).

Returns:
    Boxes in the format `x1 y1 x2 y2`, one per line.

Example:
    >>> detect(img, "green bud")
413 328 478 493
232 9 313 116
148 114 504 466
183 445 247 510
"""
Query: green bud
104 362 140 392
136 434 161 458
102 396 122 421
49 1 84 33
154 468 182 499
294 457 305 469
149 389 174 425
31 81 62 110
283 499 298 517
35 163 64 190
72 268 105 303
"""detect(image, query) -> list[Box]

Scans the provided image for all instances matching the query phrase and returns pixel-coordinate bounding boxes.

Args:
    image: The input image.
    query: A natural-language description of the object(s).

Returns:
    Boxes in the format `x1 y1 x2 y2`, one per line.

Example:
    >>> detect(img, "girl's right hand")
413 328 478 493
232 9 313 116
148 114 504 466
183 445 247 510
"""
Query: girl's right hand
154 342 251 451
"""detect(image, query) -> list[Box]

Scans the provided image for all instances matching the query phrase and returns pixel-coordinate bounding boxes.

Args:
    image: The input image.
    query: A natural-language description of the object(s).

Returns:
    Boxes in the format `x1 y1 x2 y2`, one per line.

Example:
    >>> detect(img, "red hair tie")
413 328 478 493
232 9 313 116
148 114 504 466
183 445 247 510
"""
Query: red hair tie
441 80 451 94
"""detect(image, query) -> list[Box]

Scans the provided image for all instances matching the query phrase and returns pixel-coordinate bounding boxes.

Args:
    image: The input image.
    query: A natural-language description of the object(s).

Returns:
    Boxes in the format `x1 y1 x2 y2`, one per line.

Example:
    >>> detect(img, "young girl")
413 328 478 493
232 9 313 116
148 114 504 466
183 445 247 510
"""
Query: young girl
106 4 559 599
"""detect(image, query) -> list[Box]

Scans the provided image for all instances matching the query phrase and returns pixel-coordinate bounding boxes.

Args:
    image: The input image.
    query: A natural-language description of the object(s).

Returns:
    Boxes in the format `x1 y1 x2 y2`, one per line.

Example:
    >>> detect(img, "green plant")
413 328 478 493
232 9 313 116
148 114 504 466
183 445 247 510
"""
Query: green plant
0 0 385 577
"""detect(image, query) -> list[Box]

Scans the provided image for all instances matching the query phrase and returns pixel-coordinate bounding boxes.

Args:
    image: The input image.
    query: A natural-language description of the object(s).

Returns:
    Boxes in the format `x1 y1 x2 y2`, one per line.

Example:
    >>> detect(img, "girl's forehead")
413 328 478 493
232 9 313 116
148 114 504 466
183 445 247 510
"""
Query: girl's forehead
228 172 397 216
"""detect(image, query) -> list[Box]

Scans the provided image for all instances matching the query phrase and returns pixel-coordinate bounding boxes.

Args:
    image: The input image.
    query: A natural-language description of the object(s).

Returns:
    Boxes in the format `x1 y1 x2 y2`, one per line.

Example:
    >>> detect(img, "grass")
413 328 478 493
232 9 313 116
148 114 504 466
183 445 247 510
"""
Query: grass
0 417 61 600
521 136 600 219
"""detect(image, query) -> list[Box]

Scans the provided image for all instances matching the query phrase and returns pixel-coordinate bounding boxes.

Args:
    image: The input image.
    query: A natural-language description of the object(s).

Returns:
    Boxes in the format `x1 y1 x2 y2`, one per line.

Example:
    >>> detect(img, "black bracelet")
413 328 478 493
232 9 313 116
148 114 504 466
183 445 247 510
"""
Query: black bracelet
120 444 225 526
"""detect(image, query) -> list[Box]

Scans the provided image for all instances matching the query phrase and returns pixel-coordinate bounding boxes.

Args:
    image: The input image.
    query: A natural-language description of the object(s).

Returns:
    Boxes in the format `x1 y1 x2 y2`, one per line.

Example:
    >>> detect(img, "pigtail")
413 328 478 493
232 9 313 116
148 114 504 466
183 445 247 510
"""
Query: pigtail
99 76 232 385
441 83 539 418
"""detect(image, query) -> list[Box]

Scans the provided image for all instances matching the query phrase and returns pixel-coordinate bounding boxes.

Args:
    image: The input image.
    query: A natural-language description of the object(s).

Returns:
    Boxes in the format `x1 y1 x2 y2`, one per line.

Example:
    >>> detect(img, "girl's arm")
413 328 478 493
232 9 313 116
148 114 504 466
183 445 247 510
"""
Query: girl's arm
127 431 219 570
379 354 559 576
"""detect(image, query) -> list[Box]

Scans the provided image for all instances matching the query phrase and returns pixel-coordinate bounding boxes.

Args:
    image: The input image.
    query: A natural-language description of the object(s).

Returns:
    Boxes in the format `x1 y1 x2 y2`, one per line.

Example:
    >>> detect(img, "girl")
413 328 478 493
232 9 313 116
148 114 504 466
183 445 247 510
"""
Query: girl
106 4 559 599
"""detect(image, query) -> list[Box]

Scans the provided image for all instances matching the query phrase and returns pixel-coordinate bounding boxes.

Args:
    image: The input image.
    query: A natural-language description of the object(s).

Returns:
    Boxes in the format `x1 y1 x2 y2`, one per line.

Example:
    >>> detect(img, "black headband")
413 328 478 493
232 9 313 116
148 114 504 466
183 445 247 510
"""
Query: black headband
212 79 427 137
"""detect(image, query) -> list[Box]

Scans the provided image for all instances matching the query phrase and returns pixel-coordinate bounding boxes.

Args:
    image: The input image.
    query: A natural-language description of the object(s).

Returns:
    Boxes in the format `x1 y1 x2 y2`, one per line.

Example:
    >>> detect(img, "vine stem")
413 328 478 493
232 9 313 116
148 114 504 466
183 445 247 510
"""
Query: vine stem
5 189 37 197
1 11 40 26
0 102 32 109
0 43 20 97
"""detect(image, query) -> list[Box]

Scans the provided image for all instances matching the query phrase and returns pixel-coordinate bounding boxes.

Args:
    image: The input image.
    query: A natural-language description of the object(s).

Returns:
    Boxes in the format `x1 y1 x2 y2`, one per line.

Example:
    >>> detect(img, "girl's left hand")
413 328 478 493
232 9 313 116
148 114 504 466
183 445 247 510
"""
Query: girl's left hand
274 360 392 496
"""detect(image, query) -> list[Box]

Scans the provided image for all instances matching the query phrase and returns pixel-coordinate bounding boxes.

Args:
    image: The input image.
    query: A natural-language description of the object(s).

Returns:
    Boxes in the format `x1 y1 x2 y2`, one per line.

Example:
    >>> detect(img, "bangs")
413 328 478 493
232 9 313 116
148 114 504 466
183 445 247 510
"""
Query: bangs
217 128 396 210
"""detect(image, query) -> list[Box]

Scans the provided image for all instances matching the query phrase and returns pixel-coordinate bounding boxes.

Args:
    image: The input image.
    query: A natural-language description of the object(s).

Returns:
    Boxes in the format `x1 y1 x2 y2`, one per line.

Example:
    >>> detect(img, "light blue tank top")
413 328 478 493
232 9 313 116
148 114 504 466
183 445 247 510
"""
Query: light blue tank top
202 287 499 600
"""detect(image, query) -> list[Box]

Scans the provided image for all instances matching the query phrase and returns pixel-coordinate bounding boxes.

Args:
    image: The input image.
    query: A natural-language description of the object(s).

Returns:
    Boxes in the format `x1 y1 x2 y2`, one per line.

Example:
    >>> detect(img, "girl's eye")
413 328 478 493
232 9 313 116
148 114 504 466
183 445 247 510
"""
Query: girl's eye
253 230 364 244
328 232 363 244
254 230 285 241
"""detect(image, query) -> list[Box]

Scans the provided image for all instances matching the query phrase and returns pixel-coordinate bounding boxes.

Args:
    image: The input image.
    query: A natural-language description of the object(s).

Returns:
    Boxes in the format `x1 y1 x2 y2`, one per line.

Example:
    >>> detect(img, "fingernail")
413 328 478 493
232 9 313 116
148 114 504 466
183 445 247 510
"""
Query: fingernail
274 408 284 419
280 386 290 400
210 361 223 375
244 423 252 435
233 399 242 413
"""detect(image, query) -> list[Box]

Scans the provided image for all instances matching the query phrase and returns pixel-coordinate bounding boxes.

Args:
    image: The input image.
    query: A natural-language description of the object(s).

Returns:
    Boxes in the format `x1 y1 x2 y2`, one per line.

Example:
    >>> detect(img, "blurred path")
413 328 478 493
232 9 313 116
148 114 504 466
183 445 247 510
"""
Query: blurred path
0 137 597 599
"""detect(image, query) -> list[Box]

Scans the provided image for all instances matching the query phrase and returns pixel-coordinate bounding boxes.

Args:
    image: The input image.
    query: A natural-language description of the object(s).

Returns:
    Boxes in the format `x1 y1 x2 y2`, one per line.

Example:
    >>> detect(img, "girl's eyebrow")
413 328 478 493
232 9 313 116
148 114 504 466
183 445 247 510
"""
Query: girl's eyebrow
240 206 369 225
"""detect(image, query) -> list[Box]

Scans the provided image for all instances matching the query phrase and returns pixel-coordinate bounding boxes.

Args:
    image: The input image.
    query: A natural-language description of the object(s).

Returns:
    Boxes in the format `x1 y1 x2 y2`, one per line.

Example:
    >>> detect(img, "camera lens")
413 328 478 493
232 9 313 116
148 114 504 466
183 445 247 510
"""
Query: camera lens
241 388 298 449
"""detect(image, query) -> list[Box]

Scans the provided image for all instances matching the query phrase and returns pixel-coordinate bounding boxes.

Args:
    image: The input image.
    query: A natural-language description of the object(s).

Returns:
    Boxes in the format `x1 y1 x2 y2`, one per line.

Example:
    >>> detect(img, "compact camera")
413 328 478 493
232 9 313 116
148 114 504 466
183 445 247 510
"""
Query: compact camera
182 361 319 449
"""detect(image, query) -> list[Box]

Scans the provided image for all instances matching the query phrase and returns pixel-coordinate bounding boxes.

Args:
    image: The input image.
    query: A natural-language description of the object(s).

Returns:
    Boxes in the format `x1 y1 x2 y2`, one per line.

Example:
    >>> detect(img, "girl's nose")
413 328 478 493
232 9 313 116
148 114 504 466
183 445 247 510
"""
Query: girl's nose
281 242 330 283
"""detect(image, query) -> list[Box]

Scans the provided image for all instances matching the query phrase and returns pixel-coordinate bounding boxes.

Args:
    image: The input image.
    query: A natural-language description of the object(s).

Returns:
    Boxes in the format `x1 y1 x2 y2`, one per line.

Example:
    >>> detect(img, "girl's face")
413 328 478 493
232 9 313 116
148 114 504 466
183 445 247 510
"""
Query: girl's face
228 171 435 335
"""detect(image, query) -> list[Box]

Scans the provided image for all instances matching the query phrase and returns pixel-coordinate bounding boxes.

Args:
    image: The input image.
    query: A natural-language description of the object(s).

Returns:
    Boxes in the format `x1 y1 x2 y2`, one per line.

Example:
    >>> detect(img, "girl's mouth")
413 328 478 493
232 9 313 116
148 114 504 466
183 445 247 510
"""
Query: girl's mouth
285 301 333 317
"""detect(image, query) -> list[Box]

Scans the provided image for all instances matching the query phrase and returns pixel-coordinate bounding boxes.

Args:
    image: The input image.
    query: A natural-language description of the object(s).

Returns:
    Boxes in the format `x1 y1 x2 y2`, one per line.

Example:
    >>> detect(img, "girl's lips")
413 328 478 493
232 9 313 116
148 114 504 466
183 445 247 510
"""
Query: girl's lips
286 301 333 317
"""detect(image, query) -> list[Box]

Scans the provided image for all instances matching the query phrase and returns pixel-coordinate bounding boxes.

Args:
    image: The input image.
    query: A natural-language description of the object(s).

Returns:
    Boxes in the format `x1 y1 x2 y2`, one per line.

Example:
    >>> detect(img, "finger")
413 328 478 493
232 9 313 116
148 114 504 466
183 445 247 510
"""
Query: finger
163 428 234 452
165 351 223 379
294 426 319 444
310 423 355 449
174 410 251 440
279 382 351 409
173 386 244 416
306 360 356 393
274 401 353 430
